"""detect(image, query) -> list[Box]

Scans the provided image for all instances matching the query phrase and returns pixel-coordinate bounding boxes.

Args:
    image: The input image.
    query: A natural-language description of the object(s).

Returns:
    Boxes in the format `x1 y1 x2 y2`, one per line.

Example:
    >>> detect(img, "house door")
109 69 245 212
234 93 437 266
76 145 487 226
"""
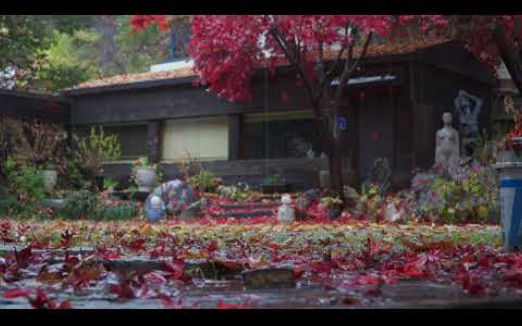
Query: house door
358 92 396 181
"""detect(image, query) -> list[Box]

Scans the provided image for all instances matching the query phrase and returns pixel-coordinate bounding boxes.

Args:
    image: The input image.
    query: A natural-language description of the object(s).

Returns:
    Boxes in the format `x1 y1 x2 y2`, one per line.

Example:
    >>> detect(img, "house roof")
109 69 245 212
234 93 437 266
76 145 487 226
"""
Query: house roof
64 37 453 95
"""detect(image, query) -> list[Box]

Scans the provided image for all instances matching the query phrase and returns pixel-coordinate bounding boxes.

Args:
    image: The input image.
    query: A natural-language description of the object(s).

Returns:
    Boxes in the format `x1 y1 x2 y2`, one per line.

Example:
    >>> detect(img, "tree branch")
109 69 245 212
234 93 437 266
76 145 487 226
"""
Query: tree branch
316 23 352 102
269 25 319 110
492 24 522 94
336 30 374 102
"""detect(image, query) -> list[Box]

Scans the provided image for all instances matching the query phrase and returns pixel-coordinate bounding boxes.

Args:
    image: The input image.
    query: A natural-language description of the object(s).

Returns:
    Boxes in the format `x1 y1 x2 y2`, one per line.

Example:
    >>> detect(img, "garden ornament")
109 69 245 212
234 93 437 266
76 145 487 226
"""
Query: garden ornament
277 194 295 224
435 112 460 174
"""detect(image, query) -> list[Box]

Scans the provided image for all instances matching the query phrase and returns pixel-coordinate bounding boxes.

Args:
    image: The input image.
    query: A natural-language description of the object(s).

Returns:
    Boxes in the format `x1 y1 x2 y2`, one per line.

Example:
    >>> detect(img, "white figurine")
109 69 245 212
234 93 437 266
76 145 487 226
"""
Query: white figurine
435 112 460 173
277 194 295 224
150 196 163 210
385 202 405 223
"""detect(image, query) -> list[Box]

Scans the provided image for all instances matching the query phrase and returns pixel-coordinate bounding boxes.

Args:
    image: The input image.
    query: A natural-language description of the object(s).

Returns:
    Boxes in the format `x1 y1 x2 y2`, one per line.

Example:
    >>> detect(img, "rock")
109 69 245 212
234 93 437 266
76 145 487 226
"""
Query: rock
343 186 360 204
40 199 66 210
186 260 244 280
242 268 295 289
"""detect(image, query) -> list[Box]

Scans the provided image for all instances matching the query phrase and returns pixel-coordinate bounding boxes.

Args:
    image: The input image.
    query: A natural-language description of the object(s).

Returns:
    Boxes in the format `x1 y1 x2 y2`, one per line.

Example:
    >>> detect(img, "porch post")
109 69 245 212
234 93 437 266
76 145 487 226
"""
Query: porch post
228 114 241 161
147 120 162 164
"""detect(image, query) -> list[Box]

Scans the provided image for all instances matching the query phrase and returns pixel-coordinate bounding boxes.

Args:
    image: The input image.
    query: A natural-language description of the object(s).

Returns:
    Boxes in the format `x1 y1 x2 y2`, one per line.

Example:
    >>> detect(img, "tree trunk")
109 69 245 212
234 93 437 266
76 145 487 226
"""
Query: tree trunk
492 26 522 94
311 101 345 197
328 135 344 197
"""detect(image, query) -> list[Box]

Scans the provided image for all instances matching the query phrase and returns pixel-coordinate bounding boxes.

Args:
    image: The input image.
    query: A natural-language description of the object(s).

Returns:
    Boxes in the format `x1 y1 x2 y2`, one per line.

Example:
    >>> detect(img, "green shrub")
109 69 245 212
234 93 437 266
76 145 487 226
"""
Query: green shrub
187 170 222 192
75 126 121 175
59 190 100 220
99 201 139 221
4 157 46 203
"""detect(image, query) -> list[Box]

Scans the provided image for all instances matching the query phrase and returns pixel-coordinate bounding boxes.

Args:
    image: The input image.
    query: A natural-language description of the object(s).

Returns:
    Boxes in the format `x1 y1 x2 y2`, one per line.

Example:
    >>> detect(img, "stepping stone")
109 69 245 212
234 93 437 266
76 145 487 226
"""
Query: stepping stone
242 268 295 289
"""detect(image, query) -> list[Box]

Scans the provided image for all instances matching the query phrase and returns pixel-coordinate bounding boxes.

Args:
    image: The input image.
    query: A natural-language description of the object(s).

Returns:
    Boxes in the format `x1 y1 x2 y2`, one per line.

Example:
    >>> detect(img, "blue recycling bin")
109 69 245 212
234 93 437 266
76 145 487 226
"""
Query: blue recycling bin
496 162 522 251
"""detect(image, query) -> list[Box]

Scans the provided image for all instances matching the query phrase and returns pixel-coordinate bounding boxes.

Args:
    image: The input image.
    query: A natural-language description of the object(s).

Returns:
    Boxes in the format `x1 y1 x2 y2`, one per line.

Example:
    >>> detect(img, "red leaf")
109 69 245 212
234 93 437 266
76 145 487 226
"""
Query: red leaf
162 259 185 280
143 271 167 285
3 288 29 298
17 247 32 262
217 301 251 309
57 301 72 309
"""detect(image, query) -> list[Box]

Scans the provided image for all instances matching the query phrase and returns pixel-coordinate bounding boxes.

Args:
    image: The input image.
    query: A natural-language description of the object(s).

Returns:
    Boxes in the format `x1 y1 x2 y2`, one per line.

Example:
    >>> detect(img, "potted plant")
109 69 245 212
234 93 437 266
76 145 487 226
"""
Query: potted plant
321 196 344 219
8 121 68 194
75 126 121 192
260 173 291 194
495 95 522 251
103 178 119 193
132 156 159 192
187 170 222 193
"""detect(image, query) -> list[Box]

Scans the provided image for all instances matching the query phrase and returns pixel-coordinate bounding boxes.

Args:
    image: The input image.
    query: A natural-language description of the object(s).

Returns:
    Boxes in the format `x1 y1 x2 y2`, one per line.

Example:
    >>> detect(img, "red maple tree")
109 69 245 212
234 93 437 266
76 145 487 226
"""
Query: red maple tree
131 15 522 195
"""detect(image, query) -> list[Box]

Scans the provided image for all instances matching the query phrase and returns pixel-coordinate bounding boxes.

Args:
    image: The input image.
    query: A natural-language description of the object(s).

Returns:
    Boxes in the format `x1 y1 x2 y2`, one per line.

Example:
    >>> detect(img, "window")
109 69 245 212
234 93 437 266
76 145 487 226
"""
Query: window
241 110 315 160
162 117 229 161
76 124 148 161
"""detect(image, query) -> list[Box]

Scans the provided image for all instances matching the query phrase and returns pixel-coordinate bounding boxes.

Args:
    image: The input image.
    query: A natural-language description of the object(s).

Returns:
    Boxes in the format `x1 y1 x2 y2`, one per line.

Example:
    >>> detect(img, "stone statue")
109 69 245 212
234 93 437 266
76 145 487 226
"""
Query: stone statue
435 112 460 173
277 194 295 224
454 90 483 156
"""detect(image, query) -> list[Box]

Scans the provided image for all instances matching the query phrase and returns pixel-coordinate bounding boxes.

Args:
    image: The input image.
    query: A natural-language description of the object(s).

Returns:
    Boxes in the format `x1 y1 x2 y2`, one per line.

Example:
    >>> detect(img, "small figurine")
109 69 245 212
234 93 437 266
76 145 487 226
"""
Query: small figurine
277 194 295 224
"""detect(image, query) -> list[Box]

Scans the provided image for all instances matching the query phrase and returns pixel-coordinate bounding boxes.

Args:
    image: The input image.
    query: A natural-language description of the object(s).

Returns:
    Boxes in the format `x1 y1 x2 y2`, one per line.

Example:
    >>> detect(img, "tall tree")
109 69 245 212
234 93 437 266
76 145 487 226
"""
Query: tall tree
133 15 403 196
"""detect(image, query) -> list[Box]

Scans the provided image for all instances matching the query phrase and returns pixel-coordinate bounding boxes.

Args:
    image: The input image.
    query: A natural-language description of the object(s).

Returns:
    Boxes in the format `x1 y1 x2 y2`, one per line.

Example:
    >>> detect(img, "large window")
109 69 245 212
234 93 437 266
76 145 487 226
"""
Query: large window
162 117 229 161
241 110 315 160
76 124 148 161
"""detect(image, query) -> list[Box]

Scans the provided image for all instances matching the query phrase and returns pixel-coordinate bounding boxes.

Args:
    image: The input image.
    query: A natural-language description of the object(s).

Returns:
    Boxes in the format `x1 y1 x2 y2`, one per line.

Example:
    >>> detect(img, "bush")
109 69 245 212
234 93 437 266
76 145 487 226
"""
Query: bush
59 190 139 221
4 157 46 203
59 190 100 220
410 163 499 223
75 126 121 176
99 201 139 221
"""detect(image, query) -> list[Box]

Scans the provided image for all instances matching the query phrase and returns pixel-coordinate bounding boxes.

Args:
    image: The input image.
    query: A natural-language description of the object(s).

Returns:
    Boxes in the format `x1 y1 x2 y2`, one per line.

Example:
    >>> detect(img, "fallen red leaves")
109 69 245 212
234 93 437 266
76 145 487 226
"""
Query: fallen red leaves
0 217 516 308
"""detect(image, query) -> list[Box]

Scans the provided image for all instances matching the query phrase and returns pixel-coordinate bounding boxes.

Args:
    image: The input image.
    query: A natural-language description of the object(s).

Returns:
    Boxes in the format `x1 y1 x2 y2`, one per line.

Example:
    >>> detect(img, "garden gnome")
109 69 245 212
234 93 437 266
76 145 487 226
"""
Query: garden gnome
146 195 166 223
435 112 460 173
277 194 295 224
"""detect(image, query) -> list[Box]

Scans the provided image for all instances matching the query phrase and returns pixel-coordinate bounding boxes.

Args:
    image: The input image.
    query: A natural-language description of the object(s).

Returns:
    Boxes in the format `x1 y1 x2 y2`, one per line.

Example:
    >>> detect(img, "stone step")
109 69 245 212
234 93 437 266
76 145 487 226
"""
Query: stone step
212 210 275 219
218 202 279 210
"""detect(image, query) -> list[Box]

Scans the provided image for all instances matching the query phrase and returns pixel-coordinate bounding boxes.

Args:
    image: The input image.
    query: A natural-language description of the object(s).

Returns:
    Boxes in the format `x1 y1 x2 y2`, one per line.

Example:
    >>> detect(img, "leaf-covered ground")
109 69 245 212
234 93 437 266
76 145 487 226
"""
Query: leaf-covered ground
1 218 521 309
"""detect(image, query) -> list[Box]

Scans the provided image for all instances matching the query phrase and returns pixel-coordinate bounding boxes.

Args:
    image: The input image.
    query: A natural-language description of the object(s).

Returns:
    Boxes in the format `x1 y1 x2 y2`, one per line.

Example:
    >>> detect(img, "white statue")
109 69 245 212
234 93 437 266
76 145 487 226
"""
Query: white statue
435 112 460 173
277 194 295 224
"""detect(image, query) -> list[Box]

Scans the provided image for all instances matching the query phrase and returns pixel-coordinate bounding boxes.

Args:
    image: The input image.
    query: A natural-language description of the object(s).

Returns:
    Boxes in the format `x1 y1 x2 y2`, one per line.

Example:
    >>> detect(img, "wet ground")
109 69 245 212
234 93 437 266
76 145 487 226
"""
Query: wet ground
0 221 518 309
1 272 520 309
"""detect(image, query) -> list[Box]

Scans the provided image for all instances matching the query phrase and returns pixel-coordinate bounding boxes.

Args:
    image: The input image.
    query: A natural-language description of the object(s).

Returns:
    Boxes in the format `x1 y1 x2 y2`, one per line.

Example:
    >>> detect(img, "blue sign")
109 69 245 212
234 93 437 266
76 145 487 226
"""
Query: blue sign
337 117 348 131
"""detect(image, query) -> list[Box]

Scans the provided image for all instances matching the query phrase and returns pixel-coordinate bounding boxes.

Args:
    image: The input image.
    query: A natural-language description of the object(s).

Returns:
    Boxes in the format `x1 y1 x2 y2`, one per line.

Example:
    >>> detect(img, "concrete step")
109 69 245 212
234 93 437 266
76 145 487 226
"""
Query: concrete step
211 210 275 219
218 202 279 210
